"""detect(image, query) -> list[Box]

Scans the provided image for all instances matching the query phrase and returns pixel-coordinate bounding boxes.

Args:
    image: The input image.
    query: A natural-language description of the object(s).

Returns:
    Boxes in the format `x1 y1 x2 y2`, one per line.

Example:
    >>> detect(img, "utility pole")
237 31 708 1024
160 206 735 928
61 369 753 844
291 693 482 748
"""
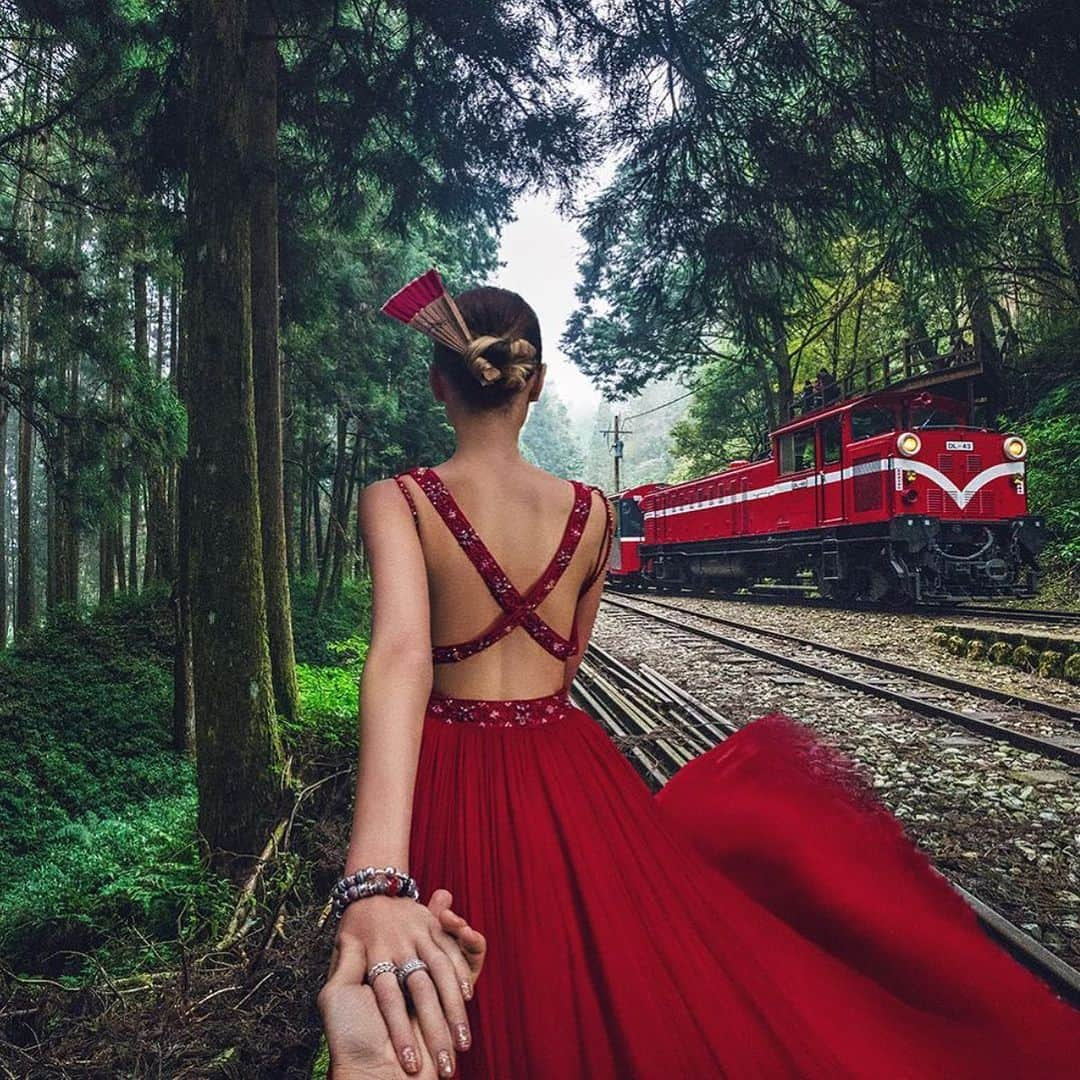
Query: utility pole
601 413 629 492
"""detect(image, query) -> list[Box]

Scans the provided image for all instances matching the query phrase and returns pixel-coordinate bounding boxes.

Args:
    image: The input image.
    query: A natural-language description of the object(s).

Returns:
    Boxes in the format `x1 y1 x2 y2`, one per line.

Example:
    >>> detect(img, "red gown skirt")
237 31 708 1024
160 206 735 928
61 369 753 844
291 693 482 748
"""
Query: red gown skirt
409 688 1080 1078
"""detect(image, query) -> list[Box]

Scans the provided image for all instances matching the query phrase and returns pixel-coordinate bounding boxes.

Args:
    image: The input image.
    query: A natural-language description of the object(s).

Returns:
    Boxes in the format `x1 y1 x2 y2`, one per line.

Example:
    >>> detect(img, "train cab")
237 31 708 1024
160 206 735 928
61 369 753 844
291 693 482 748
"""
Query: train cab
607 483 667 588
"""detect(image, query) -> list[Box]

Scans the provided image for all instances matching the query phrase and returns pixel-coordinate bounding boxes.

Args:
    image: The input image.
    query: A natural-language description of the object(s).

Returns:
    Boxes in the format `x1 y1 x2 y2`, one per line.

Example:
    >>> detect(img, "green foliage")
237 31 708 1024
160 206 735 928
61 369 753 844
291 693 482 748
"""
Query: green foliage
0 589 214 974
522 390 585 477
289 661 362 752
0 575 372 976
290 574 371 666
0 790 229 979
566 0 1080 445
669 360 769 479
1020 377 1080 570
0 589 178 877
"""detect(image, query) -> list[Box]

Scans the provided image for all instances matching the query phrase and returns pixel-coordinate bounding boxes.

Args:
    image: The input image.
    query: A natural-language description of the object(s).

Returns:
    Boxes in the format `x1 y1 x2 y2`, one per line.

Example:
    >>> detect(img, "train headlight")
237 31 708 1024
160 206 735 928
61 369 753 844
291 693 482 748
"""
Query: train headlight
1003 435 1027 461
896 431 922 457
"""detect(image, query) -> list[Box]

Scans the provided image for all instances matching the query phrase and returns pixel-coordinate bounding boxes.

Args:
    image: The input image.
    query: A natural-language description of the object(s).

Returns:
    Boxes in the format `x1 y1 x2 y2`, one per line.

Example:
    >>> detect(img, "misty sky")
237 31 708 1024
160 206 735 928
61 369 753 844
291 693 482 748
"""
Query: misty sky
493 191 602 425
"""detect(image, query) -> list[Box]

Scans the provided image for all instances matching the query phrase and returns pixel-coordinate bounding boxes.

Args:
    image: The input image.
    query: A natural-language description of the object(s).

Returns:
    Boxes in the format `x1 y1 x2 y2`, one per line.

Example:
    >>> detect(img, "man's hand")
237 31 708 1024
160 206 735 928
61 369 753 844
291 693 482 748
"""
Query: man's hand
318 890 486 1080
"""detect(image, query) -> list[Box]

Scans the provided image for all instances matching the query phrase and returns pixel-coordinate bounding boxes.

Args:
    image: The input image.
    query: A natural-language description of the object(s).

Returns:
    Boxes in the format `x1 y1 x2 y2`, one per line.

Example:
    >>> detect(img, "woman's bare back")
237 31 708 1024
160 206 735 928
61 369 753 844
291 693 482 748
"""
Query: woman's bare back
397 459 610 700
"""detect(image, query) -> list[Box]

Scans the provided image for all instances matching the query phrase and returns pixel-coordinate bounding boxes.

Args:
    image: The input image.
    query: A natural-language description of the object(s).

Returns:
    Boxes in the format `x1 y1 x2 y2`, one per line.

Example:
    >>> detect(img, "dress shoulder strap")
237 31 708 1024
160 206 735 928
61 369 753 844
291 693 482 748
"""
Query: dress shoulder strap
392 473 421 533
404 466 595 663
579 485 614 594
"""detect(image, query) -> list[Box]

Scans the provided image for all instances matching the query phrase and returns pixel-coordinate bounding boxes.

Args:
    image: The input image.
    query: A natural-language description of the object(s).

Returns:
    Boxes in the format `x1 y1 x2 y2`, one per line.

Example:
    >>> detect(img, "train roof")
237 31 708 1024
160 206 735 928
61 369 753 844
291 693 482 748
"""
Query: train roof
771 361 980 438
614 482 668 500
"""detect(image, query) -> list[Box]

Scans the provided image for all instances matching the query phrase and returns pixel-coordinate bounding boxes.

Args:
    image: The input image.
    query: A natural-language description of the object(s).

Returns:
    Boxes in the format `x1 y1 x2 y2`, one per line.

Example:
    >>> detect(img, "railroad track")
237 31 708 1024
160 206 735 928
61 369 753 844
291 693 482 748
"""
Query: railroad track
608 583 1080 628
949 604 1080 628
602 593 1080 768
570 641 1080 1009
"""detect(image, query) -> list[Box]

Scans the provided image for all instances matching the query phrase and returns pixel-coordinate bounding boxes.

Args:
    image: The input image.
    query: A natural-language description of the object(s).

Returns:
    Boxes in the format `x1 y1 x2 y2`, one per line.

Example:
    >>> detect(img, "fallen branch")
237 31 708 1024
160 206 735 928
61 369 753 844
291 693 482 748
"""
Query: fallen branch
214 816 289 953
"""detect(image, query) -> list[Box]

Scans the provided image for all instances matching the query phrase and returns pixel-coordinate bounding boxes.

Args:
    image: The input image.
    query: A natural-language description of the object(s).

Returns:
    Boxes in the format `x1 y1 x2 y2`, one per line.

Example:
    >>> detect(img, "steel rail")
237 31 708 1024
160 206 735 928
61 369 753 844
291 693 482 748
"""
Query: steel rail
607 582 1080 627
949 605 1080 627
574 643 1080 1009
610 594 1080 726
602 594 1080 768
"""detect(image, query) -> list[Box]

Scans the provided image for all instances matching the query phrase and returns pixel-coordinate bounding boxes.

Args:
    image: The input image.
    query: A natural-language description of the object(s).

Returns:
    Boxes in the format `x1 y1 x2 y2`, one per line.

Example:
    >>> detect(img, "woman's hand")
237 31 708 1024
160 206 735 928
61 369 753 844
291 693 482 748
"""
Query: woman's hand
319 889 483 1078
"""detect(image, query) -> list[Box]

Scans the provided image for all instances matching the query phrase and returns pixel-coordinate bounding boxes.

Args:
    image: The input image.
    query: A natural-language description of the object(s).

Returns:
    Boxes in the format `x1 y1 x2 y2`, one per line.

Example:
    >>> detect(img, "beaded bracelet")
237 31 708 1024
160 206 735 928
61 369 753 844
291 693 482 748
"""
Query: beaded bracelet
330 865 420 922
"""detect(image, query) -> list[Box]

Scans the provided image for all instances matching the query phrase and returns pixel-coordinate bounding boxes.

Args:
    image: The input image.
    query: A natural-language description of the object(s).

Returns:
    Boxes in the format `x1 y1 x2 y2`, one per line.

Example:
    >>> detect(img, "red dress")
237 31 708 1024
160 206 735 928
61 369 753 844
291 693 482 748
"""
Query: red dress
394 466 1080 1079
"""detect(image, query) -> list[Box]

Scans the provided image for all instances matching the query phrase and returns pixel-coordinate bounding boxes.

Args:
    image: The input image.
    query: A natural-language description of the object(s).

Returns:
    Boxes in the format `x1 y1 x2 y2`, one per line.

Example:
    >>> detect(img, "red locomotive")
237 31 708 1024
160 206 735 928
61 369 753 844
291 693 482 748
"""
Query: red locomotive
607 385 1046 603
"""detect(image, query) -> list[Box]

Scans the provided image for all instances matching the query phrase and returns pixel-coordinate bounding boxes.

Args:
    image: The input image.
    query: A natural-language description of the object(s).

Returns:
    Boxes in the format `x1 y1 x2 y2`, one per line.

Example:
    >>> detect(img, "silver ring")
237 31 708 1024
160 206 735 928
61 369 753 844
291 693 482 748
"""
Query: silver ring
366 960 397 985
396 957 429 988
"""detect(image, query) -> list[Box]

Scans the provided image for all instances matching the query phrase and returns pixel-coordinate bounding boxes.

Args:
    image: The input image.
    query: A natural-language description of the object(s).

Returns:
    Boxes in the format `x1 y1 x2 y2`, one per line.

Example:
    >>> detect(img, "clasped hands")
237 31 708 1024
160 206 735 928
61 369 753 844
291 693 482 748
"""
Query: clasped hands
319 889 486 1079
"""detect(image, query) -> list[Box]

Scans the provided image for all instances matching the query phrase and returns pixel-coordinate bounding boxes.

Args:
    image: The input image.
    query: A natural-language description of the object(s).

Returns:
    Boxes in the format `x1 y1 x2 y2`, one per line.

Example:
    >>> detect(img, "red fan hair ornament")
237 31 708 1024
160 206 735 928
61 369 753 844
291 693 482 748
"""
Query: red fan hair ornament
380 267 538 387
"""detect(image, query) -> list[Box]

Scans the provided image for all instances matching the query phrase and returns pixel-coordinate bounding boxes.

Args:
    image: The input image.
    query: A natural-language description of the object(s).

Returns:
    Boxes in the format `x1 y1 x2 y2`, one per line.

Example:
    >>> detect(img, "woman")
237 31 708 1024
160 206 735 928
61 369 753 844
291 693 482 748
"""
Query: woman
322 275 1079 1079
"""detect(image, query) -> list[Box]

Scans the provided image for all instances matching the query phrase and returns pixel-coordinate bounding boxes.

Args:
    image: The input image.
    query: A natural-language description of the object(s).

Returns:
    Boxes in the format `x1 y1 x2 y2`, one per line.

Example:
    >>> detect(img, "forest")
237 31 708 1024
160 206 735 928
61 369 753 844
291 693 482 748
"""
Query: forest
1 0 1077 1072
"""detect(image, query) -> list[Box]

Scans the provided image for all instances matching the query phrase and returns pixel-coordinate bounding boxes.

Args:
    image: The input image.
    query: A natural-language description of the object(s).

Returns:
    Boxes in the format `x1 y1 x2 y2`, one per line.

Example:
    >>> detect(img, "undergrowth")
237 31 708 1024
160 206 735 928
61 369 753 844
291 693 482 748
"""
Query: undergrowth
0 576 367 984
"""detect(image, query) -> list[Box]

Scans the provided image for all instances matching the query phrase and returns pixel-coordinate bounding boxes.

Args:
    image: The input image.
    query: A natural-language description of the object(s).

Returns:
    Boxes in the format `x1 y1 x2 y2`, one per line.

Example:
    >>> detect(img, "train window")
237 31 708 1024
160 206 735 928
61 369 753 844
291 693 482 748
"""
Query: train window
851 405 895 441
618 497 644 537
909 404 965 429
778 428 816 474
820 416 842 464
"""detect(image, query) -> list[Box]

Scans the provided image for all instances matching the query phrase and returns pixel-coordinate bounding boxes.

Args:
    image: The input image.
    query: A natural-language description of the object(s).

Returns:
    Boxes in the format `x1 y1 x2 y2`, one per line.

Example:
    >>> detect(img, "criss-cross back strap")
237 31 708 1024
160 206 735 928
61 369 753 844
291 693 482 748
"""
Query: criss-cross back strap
405 466 594 663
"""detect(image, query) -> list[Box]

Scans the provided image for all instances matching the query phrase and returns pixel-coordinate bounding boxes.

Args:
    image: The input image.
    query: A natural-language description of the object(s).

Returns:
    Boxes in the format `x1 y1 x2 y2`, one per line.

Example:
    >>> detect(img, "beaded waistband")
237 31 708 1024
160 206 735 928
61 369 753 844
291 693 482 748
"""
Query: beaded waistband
426 687 574 727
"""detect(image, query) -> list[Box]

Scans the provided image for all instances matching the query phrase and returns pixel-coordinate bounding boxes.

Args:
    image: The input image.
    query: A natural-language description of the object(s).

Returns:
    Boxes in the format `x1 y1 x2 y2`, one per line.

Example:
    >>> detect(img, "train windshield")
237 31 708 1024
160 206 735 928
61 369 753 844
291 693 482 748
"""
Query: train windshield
908 403 971 429
850 405 896 441
618 497 644 538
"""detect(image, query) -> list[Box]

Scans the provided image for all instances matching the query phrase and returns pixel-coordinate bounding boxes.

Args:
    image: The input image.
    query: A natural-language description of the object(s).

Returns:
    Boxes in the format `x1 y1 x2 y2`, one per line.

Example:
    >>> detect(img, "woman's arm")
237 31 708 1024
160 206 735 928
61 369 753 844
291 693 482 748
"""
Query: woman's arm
344 478 433 874
338 480 474 1077
562 489 614 691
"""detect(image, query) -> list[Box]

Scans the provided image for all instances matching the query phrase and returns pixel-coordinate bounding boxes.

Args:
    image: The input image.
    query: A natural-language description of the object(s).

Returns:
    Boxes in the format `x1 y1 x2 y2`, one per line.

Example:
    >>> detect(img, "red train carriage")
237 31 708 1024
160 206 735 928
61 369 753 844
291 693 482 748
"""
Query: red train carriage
607 482 668 588
618 388 1046 603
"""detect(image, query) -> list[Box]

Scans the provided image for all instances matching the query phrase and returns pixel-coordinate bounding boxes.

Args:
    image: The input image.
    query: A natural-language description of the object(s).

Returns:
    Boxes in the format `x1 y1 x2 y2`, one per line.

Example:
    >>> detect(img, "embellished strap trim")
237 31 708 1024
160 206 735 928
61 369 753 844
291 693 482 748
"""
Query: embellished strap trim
392 474 420 532
579 486 614 594
407 466 592 663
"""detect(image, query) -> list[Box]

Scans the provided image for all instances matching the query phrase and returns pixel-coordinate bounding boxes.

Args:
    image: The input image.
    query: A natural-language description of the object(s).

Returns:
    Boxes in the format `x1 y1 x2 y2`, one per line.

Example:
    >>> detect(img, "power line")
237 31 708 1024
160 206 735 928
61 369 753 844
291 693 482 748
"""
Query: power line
622 367 729 421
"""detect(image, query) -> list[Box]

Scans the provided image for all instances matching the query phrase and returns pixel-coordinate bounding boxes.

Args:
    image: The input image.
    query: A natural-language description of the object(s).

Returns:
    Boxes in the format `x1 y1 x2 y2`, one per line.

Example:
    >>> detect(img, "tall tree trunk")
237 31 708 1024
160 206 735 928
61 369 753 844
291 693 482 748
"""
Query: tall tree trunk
147 277 179 587
964 268 1004 421
16 184 44 633
311 466 324 566
1043 108 1080 302
45 460 56 611
174 268 195 754
2 29 41 641
333 425 362 597
298 412 313 575
128 477 140 593
66 347 80 605
99 519 114 600
314 409 347 614
248 0 298 723
11 28 47 636
0 294 10 640
127 247 150 594
114 511 127 591
187 0 283 873
282 346 297 575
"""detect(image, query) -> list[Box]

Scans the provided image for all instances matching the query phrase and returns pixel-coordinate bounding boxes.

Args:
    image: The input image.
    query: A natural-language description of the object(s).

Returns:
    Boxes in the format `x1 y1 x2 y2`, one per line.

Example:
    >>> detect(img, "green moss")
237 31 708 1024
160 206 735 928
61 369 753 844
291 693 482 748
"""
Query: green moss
1064 652 1080 683
966 639 987 661
1038 650 1064 678
947 634 968 657
1011 643 1039 671
987 641 1012 664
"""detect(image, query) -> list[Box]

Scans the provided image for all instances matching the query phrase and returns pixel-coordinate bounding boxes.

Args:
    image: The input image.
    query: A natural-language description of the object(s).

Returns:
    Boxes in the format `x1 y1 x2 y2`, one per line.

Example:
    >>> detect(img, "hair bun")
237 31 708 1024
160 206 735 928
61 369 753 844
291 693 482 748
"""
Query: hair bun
462 334 538 389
